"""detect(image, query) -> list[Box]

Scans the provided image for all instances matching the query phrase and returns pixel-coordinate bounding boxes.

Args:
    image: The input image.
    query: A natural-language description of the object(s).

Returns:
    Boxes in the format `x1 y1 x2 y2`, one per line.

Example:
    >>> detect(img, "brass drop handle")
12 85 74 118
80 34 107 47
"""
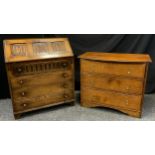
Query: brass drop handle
64 94 69 99
19 80 24 84
62 73 68 78
23 103 27 107
17 68 23 73
62 62 68 67
21 92 26 96
62 83 68 88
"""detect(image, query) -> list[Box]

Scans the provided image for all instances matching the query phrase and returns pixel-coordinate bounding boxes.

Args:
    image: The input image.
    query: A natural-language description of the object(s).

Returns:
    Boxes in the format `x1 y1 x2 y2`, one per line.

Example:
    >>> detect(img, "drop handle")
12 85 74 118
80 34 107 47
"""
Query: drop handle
17 68 23 73
63 94 69 99
19 80 24 84
62 62 68 67
62 83 68 88
22 103 27 107
62 73 69 78
21 92 26 96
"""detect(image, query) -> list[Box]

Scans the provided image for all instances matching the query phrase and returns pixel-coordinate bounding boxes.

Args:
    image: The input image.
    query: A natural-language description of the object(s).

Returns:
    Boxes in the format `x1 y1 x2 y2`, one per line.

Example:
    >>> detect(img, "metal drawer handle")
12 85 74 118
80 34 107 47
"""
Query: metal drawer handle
19 80 24 84
17 68 23 73
62 73 69 78
22 103 27 107
64 94 69 99
21 92 26 96
62 83 68 88
62 62 68 67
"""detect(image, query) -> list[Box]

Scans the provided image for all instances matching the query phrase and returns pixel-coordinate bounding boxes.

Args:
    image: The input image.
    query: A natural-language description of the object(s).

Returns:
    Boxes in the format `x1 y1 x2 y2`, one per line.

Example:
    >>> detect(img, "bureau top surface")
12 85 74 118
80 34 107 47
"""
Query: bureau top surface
79 52 152 63
4 38 73 63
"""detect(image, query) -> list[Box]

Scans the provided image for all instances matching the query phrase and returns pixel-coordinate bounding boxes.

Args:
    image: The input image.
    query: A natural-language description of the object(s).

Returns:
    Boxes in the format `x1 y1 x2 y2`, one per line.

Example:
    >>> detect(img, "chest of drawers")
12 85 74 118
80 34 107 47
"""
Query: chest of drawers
79 52 151 118
4 38 75 119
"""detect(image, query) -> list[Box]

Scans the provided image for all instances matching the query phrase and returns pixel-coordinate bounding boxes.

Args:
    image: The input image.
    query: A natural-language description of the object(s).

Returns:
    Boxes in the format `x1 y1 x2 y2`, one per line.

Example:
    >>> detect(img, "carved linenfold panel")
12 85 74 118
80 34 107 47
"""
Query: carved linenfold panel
51 41 66 52
32 42 49 55
32 41 66 56
11 44 28 57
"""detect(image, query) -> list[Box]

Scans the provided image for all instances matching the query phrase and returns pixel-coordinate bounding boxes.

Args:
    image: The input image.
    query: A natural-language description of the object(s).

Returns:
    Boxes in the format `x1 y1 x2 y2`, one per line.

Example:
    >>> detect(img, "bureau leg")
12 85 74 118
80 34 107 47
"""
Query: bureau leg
68 101 75 106
14 114 22 120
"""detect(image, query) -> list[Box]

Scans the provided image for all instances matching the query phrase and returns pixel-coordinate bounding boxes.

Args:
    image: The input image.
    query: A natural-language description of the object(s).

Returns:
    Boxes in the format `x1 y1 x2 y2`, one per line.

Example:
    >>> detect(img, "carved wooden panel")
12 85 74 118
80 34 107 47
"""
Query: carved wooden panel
11 44 28 57
11 59 72 76
4 38 73 63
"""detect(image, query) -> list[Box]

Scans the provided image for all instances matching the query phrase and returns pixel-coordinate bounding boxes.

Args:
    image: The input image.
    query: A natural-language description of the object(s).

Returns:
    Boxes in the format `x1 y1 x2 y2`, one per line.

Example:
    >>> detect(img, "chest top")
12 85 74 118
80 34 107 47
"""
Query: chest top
4 38 73 63
79 52 152 63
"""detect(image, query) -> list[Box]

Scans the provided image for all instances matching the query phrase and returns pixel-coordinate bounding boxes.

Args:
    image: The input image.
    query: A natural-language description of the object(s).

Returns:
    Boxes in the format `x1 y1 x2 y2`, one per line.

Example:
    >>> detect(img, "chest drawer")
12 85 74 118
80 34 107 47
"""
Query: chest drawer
13 90 74 113
81 73 143 95
11 70 73 89
81 59 146 78
81 88 141 111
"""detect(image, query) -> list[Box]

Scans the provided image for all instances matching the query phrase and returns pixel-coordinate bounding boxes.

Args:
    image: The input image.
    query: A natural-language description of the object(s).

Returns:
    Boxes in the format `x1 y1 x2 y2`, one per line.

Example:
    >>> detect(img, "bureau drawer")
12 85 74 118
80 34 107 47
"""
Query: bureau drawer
81 60 146 78
12 81 73 101
10 58 73 76
13 90 74 113
81 88 142 111
81 73 144 95
11 70 73 89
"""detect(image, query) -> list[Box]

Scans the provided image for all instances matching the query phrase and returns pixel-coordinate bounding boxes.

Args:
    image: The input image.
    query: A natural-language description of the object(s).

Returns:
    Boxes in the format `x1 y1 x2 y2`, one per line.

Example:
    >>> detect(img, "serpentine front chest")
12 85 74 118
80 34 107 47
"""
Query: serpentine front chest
79 52 151 118
4 38 75 119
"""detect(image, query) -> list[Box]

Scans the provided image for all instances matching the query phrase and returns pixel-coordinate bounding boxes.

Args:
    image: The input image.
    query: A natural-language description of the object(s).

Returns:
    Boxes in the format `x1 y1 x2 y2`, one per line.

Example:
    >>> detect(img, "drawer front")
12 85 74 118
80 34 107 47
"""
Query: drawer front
81 60 146 78
11 70 73 89
13 90 74 113
10 58 73 76
81 73 143 95
81 88 142 111
12 81 73 101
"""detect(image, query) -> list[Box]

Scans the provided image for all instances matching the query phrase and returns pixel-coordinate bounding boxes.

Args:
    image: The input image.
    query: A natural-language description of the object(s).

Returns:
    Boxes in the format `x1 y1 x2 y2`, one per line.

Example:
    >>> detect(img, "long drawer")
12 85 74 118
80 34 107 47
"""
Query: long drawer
81 73 144 95
81 59 146 78
81 88 142 111
13 90 74 113
11 70 73 89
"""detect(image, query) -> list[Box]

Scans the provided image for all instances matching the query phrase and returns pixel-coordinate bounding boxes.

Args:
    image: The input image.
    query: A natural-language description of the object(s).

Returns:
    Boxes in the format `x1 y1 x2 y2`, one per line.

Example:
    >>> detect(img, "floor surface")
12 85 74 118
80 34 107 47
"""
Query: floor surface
0 92 155 121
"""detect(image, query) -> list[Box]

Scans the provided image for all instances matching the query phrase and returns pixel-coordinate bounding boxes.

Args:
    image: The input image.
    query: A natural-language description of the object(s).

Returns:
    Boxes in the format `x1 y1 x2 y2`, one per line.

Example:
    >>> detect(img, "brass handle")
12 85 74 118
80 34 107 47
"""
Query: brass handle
64 94 69 99
62 62 68 67
17 68 23 73
62 73 68 78
62 83 68 88
22 103 27 107
19 80 24 84
21 92 26 96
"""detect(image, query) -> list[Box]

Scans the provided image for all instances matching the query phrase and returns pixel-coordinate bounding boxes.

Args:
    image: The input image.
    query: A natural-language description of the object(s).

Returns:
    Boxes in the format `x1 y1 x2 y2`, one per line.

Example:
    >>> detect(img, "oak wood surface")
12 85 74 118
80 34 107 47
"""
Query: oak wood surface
79 52 151 118
4 38 75 119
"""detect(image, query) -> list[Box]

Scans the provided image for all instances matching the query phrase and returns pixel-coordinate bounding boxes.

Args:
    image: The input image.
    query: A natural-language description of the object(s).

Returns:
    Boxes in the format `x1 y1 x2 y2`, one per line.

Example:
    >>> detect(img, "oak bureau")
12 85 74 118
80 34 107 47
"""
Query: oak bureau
79 52 151 118
4 38 75 119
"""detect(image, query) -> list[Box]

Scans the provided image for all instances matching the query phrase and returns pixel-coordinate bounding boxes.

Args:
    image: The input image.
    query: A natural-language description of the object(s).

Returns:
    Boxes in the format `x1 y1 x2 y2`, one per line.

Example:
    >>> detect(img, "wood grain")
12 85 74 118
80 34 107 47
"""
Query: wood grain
79 52 151 118
4 38 75 119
